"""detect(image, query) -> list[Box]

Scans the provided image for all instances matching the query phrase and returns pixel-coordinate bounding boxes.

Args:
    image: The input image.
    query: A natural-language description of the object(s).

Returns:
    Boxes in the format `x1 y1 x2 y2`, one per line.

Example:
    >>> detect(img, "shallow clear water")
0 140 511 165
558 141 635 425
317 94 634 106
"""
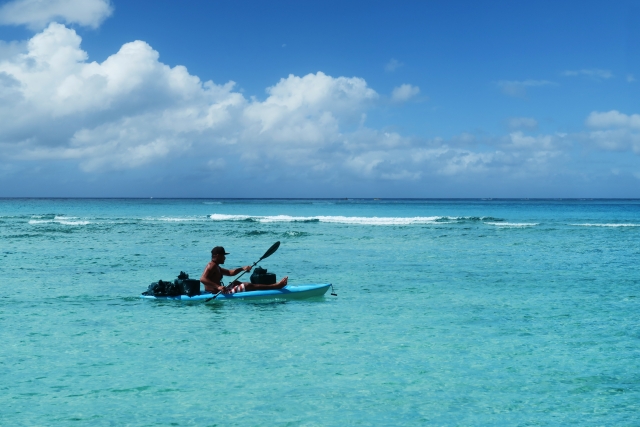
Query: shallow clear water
1 198 639 425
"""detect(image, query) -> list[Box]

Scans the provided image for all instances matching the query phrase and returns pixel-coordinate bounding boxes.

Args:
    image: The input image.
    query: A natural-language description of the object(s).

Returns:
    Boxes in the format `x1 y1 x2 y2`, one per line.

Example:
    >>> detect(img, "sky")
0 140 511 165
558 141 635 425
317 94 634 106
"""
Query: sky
0 0 638 198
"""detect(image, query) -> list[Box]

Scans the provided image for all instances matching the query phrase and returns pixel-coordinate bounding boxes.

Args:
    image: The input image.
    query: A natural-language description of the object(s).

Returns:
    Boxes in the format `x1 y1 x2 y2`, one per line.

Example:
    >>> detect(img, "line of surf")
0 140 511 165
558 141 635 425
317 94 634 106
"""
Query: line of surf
208 214 506 225
28 216 90 226
484 222 539 227
144 216 207 222
571 223 640 227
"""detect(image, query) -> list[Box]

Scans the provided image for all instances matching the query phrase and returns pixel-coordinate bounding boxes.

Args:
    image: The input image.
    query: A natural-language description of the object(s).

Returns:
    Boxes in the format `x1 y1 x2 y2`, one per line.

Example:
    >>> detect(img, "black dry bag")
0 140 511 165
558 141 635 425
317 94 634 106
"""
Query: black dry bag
176 271 200 296
250 266 276 284
143 279 182 296
142 271 200 297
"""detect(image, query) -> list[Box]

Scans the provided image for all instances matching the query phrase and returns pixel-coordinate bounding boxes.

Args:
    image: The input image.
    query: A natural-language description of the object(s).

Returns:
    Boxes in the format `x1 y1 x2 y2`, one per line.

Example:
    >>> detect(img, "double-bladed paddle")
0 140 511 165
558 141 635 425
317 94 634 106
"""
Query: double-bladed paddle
205 241 281 302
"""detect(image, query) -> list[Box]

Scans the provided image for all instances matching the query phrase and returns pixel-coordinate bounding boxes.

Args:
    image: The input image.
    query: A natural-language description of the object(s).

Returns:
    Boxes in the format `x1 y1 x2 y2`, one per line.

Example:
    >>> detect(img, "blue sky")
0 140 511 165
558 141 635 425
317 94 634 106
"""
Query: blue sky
0 0 638 197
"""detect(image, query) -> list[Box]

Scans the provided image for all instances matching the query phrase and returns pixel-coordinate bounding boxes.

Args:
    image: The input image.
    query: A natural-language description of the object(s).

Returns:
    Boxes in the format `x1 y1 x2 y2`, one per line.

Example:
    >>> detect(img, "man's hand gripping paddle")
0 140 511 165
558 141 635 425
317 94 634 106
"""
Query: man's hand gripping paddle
205 241 281 302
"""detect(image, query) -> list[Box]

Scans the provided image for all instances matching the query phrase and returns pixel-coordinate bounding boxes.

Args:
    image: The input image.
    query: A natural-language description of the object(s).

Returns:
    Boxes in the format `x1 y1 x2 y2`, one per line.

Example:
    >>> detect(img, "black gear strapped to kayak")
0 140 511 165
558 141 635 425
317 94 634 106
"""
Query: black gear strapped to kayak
142 271 200 297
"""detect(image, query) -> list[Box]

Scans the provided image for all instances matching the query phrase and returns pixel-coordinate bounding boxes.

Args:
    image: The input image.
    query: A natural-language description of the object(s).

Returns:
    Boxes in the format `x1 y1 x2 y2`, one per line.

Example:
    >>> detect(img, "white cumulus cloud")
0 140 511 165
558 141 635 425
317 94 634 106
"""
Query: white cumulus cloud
0 23 245 170
0 23 380 173
586 110 640 129
243 72 376 144
0 0 112 30
391 84 420 102
585 129 640 153
1 22 636 191
583 111 640 154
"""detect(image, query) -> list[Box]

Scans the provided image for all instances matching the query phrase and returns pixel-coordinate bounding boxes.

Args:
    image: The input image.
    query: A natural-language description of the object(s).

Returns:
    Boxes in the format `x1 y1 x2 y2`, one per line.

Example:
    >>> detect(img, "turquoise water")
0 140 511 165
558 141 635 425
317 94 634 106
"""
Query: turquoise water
1 198 639 425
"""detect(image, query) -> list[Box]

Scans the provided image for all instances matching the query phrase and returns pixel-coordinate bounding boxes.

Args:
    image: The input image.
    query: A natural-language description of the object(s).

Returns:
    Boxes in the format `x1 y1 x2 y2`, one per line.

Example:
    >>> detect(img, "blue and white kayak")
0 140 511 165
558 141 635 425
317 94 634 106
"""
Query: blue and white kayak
140 283 332 302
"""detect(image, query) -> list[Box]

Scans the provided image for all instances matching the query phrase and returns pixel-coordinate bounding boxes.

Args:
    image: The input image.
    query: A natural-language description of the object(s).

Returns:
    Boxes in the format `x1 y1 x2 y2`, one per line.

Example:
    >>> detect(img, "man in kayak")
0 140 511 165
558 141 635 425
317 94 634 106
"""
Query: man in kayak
200 246 288 294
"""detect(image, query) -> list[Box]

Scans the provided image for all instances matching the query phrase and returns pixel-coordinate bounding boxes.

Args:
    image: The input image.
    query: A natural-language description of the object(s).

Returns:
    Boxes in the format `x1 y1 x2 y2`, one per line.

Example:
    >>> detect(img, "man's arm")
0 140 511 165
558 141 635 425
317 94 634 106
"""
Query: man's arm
221 266 252 276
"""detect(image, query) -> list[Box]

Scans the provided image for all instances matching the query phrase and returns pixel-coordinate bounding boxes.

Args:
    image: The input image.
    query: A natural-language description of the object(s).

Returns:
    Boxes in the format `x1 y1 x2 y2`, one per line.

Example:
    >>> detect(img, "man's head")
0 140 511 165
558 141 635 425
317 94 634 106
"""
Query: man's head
211 246 229 263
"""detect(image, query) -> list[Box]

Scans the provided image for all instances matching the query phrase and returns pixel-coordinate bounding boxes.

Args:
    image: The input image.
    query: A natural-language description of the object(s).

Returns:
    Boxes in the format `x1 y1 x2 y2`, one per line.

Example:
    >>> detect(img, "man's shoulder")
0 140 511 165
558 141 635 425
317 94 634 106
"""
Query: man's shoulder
205 261 219 269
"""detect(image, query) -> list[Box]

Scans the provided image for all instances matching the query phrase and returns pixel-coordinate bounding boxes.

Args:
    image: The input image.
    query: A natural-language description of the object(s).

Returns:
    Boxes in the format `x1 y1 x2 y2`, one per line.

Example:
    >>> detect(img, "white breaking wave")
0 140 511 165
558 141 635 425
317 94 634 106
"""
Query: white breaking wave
209 214 446 225
485 222 539 227
150 216 205 222
571 223 640 227
209 214 253 221
57 220 90 225
29 216 90 226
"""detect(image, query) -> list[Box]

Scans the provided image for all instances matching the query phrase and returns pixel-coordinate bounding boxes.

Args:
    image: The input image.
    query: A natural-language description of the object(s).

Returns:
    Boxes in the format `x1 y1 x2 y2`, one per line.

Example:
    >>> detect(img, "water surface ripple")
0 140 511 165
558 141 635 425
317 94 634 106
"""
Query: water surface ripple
1 199 639 425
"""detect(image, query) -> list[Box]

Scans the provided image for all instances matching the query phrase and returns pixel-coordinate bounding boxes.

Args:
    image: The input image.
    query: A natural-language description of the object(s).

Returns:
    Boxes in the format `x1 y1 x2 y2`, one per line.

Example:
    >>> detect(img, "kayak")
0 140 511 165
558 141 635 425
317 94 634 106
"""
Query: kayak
140 283 332 302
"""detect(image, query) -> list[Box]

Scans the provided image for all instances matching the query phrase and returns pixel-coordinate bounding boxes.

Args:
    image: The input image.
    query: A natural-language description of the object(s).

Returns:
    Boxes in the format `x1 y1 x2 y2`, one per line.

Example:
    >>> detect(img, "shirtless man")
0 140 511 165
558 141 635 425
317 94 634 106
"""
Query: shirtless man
200 246 288 294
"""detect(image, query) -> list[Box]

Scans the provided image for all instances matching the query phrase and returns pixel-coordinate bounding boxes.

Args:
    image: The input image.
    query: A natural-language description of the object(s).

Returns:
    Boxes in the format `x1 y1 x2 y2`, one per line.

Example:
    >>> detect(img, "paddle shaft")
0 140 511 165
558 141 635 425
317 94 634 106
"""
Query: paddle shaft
205 241 280 302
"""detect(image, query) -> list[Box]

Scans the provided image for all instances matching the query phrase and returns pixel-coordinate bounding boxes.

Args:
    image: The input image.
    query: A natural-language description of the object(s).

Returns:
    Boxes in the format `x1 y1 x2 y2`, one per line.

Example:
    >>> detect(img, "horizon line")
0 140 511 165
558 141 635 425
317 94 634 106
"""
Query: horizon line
2 197 640 201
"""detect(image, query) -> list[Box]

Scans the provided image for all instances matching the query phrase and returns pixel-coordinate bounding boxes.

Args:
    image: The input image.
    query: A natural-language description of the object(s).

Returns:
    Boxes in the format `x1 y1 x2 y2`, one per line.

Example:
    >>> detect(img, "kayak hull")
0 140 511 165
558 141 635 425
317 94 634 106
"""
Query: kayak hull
140 283 332 302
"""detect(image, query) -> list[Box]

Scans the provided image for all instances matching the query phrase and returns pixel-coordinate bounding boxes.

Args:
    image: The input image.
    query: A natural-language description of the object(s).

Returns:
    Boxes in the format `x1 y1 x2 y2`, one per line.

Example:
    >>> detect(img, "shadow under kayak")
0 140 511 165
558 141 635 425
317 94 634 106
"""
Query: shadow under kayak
140 283 332 302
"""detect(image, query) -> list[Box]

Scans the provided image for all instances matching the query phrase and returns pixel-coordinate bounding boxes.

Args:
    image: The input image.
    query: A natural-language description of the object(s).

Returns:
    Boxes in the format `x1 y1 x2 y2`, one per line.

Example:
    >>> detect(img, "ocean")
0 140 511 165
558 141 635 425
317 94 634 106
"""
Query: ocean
1 198 639 425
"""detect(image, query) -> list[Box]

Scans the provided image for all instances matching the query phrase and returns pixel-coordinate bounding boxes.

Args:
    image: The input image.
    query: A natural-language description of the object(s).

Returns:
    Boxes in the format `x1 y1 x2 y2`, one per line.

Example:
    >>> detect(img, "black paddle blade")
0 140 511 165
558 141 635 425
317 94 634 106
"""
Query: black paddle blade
260 241 280 260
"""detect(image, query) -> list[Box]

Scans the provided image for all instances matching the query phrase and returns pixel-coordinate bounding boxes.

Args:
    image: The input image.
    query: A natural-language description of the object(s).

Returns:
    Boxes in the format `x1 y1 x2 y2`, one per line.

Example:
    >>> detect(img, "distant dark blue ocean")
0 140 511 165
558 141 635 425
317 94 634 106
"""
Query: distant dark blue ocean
1 198 639 425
